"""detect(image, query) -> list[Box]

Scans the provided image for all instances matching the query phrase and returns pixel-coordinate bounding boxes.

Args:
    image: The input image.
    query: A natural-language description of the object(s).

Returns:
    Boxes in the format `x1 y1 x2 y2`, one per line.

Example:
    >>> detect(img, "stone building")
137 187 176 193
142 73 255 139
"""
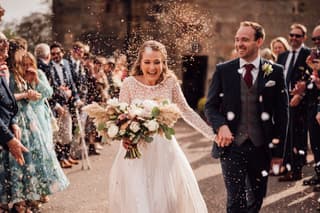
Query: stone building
52 0 320 109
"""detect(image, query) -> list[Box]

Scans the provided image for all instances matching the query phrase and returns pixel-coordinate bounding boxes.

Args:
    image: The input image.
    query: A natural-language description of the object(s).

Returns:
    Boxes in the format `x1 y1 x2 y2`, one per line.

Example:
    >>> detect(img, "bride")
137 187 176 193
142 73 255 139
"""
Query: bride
108 40 215 213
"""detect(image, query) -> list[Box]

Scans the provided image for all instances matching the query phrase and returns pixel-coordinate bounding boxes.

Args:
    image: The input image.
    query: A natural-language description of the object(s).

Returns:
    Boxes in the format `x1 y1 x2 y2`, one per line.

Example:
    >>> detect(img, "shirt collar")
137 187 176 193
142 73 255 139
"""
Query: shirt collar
239 56 261 69
52 59 65 67
292 44 304 54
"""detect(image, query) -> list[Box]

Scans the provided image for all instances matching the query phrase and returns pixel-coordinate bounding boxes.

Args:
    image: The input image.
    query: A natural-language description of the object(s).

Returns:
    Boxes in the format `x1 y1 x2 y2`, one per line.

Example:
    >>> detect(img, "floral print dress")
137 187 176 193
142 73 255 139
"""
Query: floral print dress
0 71 69 204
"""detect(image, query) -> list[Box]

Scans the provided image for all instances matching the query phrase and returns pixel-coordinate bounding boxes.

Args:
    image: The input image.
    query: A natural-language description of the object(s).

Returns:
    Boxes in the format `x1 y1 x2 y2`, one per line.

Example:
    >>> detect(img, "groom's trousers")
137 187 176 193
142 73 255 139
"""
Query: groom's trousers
220 140 270 213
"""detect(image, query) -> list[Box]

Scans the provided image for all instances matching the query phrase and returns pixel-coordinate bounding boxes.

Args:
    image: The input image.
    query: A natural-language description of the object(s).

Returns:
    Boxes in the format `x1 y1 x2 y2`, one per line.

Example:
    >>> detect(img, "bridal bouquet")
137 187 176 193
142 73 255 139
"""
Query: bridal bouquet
83 98 181 159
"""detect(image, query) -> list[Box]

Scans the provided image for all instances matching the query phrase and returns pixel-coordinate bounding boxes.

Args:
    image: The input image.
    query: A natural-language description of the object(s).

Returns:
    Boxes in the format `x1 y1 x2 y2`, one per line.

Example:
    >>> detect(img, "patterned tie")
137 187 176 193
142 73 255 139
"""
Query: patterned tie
243 64 255 88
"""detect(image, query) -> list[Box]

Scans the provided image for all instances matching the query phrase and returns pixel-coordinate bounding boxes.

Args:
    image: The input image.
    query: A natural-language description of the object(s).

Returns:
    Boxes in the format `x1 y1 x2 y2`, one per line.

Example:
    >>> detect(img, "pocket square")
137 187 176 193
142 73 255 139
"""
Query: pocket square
265 80 276 87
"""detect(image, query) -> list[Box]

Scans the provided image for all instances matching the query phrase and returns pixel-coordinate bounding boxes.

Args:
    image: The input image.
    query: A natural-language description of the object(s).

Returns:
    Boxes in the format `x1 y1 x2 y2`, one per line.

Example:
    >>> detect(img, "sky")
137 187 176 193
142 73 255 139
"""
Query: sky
0 0 51 24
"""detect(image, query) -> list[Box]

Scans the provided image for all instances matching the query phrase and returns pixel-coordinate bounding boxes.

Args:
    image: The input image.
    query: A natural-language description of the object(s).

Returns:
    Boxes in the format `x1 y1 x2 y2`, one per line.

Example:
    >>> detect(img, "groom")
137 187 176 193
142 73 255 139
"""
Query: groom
205 21 289 213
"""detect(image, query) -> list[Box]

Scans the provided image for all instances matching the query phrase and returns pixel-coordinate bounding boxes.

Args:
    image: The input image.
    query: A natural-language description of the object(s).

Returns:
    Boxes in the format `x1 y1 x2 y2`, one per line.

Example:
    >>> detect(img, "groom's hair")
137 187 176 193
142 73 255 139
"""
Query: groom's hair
240 21 265 41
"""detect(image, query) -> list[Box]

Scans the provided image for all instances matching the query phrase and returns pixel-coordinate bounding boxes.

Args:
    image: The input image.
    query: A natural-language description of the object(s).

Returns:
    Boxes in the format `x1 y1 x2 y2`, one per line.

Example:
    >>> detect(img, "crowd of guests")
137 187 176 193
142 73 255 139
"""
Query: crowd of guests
254 24 320 191
0 22 128 213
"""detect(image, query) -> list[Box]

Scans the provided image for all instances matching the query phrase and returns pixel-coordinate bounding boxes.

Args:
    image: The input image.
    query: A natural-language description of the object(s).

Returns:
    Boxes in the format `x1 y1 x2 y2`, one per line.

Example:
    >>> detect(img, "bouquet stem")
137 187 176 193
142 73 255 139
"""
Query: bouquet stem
124 144 142 159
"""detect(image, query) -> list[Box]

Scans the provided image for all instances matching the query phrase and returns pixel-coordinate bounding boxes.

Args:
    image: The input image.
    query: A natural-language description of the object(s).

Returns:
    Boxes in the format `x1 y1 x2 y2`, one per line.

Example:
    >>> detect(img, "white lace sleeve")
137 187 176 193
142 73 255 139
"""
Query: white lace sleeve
119 77 131 104
171 79 215 140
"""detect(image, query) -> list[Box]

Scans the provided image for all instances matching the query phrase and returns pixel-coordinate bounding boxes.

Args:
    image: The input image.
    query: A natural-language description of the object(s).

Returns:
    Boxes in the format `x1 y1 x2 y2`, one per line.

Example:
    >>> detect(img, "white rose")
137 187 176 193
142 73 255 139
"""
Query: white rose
106 121 116 127
132 99 143 105
119 102 128 111
129 121 141 133
128 105 144 117
107 124 119 138
144 119 159 132
107 98 119 107
113 76 122 87
141 100 158 118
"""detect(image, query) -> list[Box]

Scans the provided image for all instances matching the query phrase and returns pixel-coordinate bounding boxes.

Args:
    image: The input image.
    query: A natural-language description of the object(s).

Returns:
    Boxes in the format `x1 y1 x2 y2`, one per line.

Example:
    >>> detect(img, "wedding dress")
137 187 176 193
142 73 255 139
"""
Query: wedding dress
108 76 214 213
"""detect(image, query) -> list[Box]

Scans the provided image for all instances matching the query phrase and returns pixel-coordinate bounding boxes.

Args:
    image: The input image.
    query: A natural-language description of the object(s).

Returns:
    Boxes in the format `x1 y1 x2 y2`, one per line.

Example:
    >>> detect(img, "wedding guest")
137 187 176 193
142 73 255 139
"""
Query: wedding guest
84 55 103 155
270 36 290 60
65 41 86 158
93 56 109 102
3 47 62 213
277 23 311 182
205 21 288 212
12 37 28 51
34 43 52 84
302 25 320 187
0 31 28 213
114 53 129 80
50 42 79 168
21 51 69 204
261 47 276 62
104 57 121 99
66 41 86 98
109 40 215 213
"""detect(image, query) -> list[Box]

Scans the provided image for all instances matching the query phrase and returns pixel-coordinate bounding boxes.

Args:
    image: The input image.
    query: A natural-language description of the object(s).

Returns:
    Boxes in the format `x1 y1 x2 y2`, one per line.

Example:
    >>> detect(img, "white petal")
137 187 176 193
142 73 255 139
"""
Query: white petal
307 83 314 90
261 170 268 177
259 95 263 103
261 112 270 121
286 164 291 171
226 111 235 121
272 165 280 175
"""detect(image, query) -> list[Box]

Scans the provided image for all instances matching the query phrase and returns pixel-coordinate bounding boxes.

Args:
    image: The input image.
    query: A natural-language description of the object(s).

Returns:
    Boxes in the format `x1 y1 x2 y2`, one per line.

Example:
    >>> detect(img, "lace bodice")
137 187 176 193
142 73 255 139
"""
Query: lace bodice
119 76 215 140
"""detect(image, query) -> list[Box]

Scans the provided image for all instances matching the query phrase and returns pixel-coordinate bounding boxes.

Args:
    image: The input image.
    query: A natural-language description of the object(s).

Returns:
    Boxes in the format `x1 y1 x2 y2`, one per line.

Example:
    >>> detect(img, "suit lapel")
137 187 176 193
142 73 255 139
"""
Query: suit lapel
292 48 306 71
1 76 17 112
231 59 241 101
52 65 61 86
257 59 267 94
280 52 291 85
1 77 15 102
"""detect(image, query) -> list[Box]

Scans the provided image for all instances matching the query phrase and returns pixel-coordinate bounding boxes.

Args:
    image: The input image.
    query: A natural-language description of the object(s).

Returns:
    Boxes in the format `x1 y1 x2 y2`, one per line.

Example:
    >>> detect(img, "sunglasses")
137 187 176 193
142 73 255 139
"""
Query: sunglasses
51 51 61 56
289 33 304 38
312 36 320 42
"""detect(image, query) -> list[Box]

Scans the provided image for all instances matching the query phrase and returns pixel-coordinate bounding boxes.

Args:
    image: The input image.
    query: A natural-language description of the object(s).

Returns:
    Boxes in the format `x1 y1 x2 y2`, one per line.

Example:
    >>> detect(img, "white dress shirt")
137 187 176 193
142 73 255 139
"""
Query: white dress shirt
239 56 261 85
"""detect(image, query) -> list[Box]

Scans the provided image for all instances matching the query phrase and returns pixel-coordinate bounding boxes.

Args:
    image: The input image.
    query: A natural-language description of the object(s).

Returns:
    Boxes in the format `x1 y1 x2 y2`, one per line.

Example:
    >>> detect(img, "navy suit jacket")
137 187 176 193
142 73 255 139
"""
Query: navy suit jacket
205 58 289 158
0 76 18 146
37 59 52 85
277 46 311 90
49 59 79 108
65 56 87 100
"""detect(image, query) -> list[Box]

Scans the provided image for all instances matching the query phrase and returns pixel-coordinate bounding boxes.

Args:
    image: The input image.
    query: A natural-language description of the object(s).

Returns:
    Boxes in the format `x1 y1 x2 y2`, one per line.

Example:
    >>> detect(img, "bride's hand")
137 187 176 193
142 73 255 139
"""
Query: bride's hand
122 138 132 150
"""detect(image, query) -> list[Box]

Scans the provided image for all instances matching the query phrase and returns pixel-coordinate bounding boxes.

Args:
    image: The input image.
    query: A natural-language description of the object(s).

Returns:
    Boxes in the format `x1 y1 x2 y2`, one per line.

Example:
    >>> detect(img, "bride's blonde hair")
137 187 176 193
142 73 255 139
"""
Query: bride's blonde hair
131 40 177 84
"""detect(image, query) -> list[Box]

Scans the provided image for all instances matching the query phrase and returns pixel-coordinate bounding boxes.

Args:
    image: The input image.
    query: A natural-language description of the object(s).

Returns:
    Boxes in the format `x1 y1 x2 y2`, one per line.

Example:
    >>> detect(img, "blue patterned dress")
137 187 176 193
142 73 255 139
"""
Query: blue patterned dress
29 69 69 192
0 71 69 204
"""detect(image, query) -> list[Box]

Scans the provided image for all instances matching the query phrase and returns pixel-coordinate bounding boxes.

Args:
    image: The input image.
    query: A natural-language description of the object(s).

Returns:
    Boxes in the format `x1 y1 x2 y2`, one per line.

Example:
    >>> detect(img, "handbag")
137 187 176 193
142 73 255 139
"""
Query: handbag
45 99 59 132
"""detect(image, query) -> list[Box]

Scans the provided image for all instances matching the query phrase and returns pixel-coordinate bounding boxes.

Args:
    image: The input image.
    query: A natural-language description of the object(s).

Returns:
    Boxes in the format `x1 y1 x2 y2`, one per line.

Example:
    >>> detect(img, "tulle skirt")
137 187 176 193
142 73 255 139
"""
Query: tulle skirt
108 135 208 213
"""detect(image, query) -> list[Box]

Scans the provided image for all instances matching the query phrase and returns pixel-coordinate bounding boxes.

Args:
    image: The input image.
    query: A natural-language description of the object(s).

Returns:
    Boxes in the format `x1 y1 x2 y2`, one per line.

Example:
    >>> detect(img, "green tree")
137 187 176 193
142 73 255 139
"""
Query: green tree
15 12 52 51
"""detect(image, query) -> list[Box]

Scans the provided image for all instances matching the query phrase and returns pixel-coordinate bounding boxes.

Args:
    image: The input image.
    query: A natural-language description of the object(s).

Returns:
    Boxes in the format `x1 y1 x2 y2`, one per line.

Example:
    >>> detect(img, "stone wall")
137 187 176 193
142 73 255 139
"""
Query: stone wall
52 0 320 95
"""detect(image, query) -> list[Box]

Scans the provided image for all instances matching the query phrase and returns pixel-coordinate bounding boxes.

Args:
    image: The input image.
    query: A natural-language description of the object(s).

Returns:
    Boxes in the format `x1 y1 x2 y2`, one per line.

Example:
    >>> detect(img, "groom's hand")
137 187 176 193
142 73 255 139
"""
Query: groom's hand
216 125 233 147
